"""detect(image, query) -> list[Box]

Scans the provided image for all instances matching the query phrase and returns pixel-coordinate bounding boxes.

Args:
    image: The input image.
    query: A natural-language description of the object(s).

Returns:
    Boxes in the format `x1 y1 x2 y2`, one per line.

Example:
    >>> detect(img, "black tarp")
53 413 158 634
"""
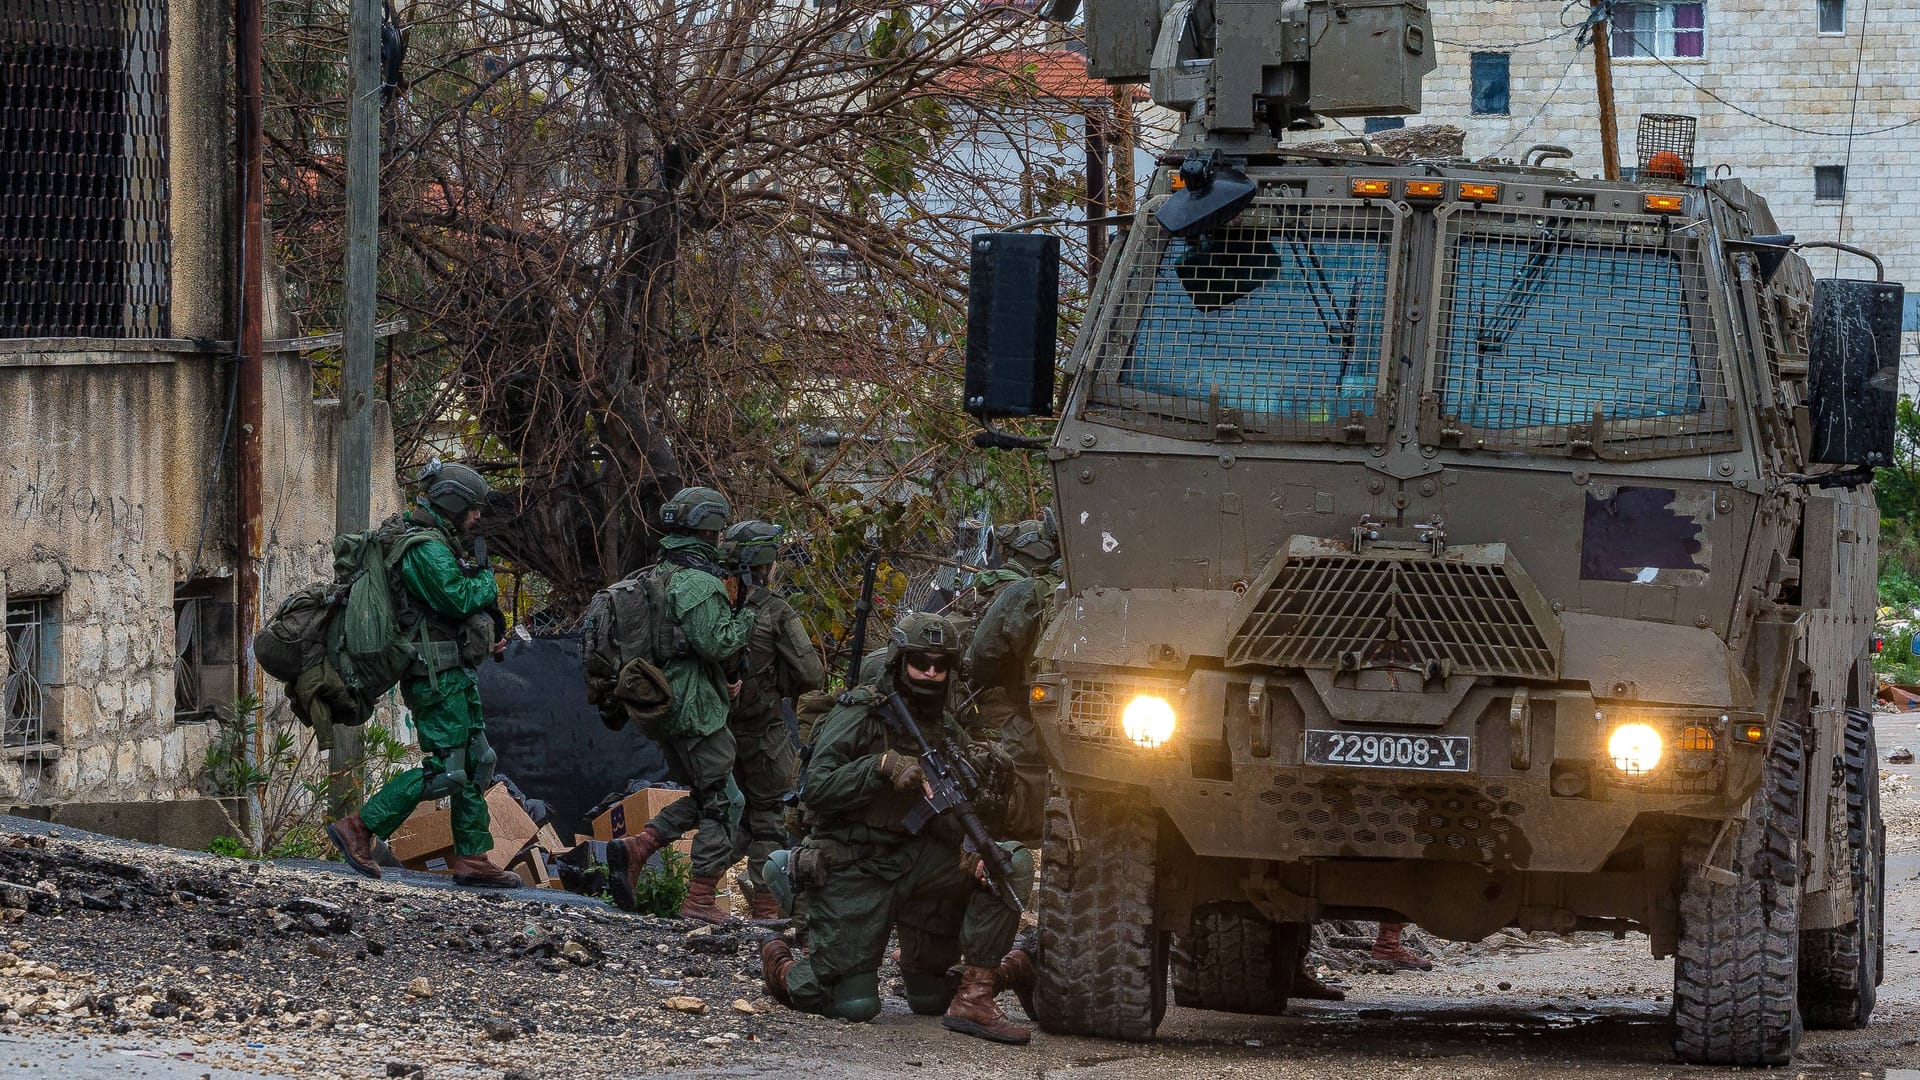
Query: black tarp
477 634 668 840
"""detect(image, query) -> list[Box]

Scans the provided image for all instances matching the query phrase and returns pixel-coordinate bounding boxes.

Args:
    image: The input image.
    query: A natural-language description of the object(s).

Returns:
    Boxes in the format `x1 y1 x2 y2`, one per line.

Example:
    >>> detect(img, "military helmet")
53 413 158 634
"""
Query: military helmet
416 461 491 518
723 520 784 568
885 611 961 667
1000 518 1057 573
660 485 732 533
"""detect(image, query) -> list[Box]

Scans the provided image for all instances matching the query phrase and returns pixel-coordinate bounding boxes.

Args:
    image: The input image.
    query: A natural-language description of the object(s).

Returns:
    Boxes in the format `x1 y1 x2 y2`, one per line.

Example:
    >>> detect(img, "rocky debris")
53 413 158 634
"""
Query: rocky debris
663 996 707 1014
406 977 433 999
1891 745 1914 764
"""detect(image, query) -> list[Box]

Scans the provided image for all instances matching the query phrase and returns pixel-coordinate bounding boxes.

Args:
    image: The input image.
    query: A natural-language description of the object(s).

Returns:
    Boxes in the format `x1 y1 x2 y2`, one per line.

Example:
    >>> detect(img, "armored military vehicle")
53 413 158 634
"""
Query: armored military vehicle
962 0 1901 1065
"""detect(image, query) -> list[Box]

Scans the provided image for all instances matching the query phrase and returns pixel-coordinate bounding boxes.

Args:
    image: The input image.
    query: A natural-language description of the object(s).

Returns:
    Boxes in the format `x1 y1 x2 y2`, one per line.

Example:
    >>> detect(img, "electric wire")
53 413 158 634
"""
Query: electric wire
1833 0 1871 274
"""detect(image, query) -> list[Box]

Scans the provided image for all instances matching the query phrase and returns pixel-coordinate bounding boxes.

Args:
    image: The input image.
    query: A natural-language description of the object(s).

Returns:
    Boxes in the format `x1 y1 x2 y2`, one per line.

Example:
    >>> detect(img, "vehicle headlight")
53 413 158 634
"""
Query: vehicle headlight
1121 694 1177 749
1607 722 1664 776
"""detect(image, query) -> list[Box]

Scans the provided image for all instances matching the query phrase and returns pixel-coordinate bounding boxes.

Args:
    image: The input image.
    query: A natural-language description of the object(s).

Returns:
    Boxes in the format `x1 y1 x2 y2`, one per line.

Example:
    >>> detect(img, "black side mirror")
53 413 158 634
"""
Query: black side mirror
1808 277 1903 467
965 232 1058 420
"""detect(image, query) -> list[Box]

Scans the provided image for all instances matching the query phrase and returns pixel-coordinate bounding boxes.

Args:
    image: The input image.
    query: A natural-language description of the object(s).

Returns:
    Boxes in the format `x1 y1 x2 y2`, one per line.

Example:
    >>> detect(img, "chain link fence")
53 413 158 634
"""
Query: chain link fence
1 0 171 339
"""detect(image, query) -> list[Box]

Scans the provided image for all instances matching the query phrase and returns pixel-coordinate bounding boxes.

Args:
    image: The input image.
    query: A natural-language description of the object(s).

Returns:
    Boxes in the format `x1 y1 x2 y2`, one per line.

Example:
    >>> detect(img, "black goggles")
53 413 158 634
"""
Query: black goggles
902 651 953 674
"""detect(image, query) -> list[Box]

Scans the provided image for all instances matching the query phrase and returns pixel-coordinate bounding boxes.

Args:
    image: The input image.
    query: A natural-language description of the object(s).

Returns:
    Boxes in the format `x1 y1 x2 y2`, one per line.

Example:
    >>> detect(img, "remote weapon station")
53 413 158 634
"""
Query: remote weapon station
964 0 1901 1064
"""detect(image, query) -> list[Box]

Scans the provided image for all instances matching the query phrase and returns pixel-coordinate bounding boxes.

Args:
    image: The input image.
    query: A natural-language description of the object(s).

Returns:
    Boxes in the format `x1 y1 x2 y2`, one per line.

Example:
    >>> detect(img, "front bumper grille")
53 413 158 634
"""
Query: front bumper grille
1228 538 1560 681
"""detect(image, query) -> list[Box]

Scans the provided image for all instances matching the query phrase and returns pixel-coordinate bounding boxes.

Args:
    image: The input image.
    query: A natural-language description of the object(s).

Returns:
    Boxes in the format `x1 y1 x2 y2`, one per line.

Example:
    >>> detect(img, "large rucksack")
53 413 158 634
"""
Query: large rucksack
581 564 686 731
253 522 436 745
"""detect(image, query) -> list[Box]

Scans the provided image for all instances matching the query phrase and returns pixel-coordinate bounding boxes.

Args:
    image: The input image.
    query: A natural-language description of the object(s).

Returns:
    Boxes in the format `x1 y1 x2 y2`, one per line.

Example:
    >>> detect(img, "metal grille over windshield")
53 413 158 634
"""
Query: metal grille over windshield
1426 207 1733 458
1085 201 1399 441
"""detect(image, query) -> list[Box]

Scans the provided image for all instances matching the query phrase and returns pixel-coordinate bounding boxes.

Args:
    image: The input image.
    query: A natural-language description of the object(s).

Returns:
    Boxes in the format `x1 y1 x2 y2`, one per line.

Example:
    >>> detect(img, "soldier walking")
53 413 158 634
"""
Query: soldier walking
603 487 762 923
761 612 1036 1043
720 520 826 918
961 517 1062 841
327 462 520 889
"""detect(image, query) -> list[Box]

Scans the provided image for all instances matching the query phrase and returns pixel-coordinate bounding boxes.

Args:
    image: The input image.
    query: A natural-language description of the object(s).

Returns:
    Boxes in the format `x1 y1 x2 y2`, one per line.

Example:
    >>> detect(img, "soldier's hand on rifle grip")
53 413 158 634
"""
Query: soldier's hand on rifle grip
877 751 925 792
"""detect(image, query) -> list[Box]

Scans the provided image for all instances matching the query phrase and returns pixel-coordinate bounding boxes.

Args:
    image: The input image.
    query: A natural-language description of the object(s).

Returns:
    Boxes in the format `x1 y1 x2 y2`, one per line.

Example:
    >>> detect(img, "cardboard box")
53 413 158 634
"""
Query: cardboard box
591 786 690 841
534 823 564 854
509 848 553 888
387 783 540 872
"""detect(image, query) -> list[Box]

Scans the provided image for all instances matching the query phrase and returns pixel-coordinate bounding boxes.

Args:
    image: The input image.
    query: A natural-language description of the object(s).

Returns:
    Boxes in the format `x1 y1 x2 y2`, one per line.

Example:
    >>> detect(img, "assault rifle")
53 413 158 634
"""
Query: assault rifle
878 691 1024 914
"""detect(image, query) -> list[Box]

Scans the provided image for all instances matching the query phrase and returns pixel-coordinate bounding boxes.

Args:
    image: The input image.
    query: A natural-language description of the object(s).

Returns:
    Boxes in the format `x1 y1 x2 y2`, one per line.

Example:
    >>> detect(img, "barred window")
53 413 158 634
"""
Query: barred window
4 596 60 751
0 0 171 338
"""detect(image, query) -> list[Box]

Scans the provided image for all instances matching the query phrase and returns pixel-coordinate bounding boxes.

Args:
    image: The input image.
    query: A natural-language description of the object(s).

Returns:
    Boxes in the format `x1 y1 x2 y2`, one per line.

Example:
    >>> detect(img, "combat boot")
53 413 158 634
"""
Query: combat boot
325 814 381 880
680 875 732 924
1291 961 1347 1001
748 890 782 920
942 965 1031 1045
605 826 667 912
449 854 522 889
994 942 1038 1021
1370 922 1432 971
761 938 795 1005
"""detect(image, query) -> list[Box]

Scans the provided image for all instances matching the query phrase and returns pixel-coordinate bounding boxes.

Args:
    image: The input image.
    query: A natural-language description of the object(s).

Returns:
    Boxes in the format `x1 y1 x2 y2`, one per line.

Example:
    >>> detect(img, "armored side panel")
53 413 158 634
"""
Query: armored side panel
965 232 1059 418
1808 278 1902 466
1086 0 1160 82
1305 0 1435 116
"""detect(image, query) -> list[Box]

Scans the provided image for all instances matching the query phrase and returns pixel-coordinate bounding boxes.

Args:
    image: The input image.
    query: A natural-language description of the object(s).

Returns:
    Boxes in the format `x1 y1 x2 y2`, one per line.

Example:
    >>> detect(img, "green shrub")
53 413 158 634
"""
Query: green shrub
628 847 692 917
207 836 250 859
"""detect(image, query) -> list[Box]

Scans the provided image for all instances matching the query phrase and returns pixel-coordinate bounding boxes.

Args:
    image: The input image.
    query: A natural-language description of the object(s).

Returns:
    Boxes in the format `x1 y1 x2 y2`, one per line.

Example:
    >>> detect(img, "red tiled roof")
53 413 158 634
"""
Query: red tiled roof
940 49 1148 104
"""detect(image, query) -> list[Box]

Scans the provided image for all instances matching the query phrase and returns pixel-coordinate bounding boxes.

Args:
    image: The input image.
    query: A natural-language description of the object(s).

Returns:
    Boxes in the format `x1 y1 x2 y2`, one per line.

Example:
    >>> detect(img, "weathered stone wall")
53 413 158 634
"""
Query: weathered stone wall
1392 0 1920 384
0 349 397 806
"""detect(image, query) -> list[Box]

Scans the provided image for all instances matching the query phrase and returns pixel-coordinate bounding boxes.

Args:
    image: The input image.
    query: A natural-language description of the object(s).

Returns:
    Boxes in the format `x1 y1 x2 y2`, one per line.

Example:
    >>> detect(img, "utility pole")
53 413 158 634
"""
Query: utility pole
1590 0 1621 181
234 0 267 854
331 0 382 817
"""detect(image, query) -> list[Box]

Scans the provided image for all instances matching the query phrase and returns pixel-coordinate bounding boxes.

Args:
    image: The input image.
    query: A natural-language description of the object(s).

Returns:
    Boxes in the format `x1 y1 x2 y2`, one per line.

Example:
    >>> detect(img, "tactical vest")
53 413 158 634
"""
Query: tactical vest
732 588 792 725
381 512 494 675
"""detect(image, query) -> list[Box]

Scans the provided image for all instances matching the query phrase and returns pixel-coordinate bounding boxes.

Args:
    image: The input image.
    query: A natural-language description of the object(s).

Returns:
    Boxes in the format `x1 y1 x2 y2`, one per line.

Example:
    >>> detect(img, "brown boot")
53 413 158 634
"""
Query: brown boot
325 815 382 880
679 875 731 925
605 826 666 912
749 890 782 920
1291 962 1347 1001
995 946 1038 1022
761 939 795 1005
942 965 1031 1045
1371 922 1432 971
449 854 522 889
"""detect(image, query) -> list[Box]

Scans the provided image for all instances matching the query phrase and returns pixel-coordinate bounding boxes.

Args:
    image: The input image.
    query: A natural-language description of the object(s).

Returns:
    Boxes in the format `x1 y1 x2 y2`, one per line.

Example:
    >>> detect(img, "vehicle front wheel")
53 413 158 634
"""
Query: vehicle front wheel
1799 708 1884 1029
1033 788 1166 1040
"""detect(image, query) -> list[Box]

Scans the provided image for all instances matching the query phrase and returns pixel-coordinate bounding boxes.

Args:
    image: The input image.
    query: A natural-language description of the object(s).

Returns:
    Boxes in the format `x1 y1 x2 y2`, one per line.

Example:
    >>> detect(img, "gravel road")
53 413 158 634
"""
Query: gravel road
2 714 1916 1079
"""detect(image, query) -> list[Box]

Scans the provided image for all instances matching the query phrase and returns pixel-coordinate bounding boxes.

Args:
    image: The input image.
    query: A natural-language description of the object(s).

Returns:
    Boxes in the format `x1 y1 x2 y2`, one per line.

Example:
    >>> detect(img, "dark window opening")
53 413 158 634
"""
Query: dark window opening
1364 116 1406 133
1611 2 1706 58
1817 0 1846 32
1470 53 1511 116
174 580 236 722
4 596 61 751
1814 165 1846 201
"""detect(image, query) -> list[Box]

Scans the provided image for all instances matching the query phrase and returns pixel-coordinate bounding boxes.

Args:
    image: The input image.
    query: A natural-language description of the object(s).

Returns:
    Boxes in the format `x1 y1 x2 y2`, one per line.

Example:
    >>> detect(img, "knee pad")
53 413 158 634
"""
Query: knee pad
763 849 797 918
421 748 468 800
467 731 497 790
830 972 882 1022
901 971 955 1016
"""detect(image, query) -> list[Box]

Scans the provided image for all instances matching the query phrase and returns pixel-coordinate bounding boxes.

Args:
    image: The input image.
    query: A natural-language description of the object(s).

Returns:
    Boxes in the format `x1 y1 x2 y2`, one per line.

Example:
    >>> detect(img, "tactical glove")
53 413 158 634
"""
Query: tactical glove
876 751 925 792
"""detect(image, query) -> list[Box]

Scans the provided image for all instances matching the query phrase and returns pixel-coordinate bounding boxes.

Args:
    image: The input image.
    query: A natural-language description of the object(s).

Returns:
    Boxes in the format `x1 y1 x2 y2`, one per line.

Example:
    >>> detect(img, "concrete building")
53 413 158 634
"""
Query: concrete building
1363 0 1920 379
0 0 392 829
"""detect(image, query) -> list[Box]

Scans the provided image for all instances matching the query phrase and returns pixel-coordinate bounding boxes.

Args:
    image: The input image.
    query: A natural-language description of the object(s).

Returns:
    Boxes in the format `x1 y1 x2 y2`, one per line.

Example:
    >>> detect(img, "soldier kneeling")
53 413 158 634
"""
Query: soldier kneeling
760 612 1036 1043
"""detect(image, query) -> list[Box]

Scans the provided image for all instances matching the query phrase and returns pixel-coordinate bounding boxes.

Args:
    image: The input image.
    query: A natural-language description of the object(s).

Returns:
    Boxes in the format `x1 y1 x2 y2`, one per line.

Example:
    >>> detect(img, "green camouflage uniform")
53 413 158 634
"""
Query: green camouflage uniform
780 677 1034 1021
359 510 502 856
728 586 825 897
641 533 760 879
961 572 1060 841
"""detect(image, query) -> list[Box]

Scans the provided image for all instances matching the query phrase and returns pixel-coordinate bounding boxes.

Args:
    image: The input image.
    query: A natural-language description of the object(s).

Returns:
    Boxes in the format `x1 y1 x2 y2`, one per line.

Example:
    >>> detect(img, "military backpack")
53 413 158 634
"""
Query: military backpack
581 564 689 731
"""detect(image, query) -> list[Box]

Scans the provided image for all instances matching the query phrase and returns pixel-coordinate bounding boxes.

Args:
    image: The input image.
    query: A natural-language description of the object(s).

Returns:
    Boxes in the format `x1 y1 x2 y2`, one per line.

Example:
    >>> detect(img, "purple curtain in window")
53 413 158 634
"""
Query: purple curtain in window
1673 2 1705 57
1610 5 1642 56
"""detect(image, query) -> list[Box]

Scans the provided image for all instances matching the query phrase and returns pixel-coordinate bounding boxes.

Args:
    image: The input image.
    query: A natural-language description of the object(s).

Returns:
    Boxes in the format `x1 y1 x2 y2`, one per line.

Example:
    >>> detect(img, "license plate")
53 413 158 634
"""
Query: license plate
1304 729 1471 772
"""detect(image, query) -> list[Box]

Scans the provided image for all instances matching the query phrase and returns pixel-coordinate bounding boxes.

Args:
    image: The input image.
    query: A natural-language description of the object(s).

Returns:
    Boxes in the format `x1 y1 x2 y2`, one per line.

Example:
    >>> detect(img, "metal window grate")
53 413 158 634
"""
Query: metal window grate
1427 206 1734 459
4 598 52 749
1085 199 1400 443
1228 541 1560 680
1 0 171 338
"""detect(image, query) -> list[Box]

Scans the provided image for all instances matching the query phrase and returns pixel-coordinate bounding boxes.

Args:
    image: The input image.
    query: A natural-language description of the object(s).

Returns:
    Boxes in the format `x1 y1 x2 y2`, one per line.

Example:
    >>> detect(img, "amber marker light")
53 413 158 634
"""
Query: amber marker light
1404 179 1446 201
1737 722 1767 744
1170 171 1186 191
1644 193 1686 214
1351 178 1393 198
1677 725 1715 752
1459 182 1501 203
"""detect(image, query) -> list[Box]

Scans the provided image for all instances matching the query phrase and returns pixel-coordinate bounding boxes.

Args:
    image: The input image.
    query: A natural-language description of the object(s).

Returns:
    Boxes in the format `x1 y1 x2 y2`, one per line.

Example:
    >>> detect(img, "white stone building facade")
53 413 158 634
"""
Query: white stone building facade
1370 0 1920 382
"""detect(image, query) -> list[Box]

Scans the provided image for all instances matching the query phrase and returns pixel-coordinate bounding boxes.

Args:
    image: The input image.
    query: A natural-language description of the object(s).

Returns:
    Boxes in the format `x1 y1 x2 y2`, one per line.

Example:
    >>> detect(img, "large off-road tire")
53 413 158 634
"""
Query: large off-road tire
1170 904 1294 1015
1672 721 1805 1065
1799 708 1885 1029
1034 788 1166 1040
